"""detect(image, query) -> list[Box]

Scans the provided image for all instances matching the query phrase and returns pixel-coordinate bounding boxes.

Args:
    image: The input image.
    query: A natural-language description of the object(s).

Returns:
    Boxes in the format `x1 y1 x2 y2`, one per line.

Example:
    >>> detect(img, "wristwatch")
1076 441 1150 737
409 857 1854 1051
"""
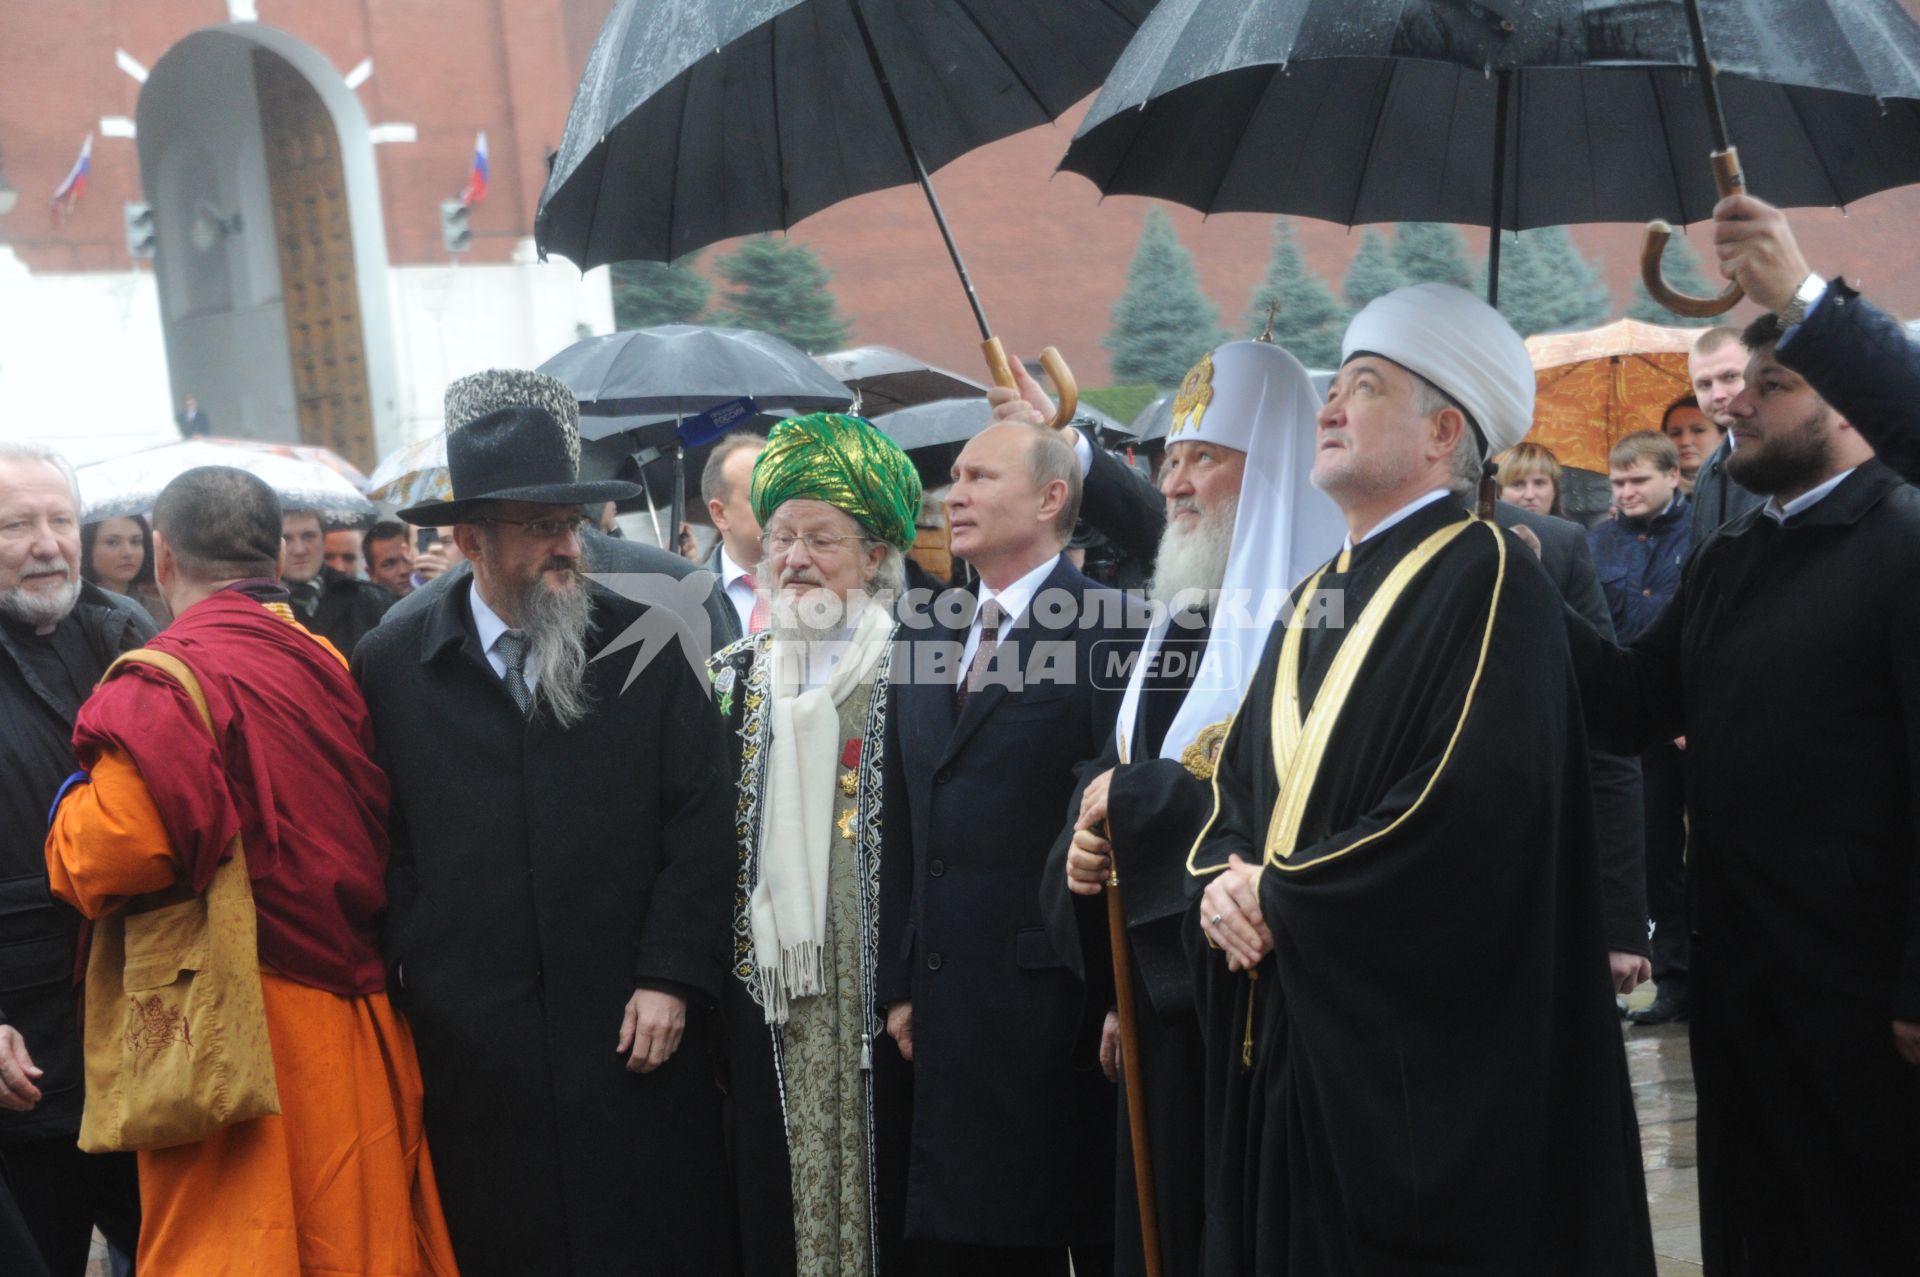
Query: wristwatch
1777 272 1826 329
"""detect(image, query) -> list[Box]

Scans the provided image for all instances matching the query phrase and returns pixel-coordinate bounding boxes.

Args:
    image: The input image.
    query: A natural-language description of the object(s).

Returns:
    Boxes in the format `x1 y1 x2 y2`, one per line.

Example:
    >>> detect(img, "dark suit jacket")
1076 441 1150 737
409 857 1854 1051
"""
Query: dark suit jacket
877 554 1138 1248
1690 434 1766 552
702 543 745 647
1497 501 1649 957
1076 422 1165 590
388 529 733 656
1776 277 1920 488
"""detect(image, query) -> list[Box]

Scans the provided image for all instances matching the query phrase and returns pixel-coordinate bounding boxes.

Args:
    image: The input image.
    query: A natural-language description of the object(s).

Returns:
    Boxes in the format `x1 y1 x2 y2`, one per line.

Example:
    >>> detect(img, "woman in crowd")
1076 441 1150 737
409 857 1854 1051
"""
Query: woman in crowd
82 514 169 624
1498 441 1565 517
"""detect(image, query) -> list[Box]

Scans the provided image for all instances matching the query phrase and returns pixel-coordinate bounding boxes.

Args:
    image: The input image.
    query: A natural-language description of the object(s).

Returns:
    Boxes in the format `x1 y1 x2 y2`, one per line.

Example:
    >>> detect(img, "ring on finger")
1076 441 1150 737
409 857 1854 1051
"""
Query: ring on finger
1210 913 1224 927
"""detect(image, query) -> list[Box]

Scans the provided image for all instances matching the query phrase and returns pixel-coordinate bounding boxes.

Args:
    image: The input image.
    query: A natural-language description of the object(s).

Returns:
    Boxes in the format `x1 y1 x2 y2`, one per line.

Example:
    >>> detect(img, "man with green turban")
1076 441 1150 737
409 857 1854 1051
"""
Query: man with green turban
711 412 920 1276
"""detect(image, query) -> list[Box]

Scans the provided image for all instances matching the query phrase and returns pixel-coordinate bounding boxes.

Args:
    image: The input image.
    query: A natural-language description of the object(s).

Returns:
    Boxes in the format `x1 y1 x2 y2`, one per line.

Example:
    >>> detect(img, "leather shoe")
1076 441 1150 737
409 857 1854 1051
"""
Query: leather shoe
1627 992 1690 1025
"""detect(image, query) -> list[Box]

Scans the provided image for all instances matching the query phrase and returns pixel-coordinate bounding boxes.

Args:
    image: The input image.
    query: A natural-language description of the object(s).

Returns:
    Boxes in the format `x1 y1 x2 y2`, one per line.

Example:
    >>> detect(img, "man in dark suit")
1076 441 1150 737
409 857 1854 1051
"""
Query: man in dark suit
879 421 1138 1277
1687 327 1765 551
701 432 768 645
174 396 212 437
280 509 394 656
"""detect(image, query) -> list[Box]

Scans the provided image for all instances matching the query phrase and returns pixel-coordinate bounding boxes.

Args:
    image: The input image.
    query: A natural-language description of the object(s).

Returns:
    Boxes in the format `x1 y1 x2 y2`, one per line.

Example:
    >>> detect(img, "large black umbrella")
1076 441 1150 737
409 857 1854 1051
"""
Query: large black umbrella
1061 0 1920 307
537 0 1157 417
813 346 986 417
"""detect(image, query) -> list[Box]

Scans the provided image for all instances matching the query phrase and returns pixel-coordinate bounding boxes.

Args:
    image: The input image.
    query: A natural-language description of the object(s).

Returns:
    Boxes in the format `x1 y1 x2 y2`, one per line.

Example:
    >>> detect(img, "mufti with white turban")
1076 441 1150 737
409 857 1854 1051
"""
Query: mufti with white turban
1039 339 1342 1276
1186 284 1657 1276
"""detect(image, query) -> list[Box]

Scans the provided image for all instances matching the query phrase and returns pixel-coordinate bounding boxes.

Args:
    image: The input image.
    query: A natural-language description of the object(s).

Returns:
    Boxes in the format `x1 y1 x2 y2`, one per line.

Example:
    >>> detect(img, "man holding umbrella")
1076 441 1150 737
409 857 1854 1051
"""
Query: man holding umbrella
353 374 740 1275
709 413 922 1277
1192 283 1653 1275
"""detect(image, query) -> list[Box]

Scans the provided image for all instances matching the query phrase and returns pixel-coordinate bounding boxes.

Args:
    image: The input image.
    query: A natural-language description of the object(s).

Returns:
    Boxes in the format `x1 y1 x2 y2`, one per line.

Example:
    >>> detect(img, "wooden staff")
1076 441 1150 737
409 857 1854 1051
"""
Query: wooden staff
1103 821 1164 1277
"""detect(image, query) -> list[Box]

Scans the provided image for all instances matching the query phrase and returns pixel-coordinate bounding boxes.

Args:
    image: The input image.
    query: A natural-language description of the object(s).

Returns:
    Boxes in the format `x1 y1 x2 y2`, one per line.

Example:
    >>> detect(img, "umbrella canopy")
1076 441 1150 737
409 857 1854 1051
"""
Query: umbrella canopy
199 436 370 490
366 434 450 508
814 346 985 416
873 397 995 489
1523 318 1701 473
538 324 852 443
1062 0 1920 232
77 440 376 523
537 0 1157 268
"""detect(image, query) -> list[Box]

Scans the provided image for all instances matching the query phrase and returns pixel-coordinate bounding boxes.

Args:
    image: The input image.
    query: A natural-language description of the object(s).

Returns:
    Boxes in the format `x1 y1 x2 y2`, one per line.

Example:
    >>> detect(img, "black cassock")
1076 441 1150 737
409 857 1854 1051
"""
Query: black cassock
1191 497 1653 1276
1569 461 1920 1275
1041 608 1217 1277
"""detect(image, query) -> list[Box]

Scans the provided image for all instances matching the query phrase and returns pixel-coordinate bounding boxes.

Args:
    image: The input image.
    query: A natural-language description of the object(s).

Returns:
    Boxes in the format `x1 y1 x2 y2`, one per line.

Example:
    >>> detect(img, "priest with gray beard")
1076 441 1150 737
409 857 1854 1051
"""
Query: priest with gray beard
352 371 741 1276
1032 341 1345 1277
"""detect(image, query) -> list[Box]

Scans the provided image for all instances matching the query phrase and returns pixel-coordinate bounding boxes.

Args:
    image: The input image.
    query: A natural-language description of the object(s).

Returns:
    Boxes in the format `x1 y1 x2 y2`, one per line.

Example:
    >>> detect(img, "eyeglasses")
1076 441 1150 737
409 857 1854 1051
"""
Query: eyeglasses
474 516 587 541
762 530 873 557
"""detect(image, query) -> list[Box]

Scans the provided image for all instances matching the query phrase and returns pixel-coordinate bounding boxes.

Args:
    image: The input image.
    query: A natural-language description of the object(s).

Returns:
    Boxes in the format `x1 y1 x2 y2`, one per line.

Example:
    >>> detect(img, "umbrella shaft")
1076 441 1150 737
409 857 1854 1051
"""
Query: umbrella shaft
844 0 995 341
1683 0 1733 153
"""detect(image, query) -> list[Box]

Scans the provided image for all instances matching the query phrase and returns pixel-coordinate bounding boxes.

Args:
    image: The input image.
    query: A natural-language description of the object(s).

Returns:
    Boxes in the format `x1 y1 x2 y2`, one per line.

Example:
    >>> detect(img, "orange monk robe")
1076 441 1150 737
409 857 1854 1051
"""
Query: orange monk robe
47 746 461 1277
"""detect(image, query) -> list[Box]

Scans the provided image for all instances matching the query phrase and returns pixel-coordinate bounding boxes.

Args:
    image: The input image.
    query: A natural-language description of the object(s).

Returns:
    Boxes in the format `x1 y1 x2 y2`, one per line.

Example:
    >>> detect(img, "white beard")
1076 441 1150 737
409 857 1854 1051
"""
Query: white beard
1148 496 1237 610
0 558 81 631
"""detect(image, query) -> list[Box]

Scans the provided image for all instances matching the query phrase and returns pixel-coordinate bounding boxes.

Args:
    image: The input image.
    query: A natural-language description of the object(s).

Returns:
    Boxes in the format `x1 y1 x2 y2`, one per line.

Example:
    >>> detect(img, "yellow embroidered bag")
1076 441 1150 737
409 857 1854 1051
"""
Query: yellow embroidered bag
76 648 280 1153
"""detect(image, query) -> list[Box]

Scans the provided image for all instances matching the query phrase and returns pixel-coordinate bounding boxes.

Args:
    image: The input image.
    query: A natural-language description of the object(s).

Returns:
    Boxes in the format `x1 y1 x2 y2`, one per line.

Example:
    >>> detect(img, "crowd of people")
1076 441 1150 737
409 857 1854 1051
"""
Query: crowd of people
1 195 1916 1276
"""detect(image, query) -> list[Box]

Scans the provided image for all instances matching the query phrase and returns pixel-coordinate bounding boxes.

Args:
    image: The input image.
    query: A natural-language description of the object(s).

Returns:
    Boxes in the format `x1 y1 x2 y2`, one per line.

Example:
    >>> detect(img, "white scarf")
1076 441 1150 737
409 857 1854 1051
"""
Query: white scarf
749 601 894 1024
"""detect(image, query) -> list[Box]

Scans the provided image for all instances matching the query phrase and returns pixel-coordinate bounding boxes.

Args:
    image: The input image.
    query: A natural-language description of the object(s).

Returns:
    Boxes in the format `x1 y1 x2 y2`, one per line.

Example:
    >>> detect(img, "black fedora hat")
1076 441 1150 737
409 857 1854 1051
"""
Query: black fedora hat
398 405 642 526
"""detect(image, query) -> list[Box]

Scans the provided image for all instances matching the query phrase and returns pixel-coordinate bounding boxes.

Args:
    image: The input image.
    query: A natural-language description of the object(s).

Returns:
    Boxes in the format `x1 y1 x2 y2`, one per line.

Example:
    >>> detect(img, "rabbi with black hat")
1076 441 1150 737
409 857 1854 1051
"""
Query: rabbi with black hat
352 370 741 1275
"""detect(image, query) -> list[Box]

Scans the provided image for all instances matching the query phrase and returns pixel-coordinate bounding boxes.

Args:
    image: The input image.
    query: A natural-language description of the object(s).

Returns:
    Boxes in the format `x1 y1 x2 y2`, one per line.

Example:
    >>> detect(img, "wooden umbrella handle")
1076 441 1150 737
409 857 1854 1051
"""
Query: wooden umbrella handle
980 338 1081 430
1104 829 1164 1277
1639 147 1746 319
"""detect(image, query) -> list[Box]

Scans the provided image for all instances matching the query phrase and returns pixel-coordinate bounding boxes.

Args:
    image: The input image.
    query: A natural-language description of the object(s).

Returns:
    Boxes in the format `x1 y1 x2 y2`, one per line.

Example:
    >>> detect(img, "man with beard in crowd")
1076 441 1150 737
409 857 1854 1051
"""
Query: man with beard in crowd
1045 340 1343 1275
1192 283 1652 1274
709 414 923 1277
280 508 392 654
46 466 459 1275
1566 292 1920 1272
0 443 146 1277
353 375 741 1275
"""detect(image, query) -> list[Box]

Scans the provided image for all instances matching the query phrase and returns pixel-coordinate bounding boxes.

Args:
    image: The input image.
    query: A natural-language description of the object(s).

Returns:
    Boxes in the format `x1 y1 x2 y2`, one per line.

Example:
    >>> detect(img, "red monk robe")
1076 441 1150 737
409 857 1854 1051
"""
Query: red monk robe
45 587 458 1277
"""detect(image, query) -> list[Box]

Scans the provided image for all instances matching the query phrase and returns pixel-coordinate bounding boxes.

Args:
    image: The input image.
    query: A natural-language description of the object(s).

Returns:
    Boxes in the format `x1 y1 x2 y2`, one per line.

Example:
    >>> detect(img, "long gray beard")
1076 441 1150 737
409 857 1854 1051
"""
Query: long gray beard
0 562 80 630
1148 497 1237 611
522 574 595 730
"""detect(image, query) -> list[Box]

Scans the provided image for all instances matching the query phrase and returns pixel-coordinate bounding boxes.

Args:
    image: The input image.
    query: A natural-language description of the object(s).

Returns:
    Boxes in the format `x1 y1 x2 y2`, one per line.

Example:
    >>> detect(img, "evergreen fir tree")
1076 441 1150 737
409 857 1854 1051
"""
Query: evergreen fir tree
1340 228 1407 312
1493 227 1610 337
1625 233 1717 327
1103 207 1226 387
711 235 851 352
610 255 711 330
1243 218 1347 368
1391 222 1475 290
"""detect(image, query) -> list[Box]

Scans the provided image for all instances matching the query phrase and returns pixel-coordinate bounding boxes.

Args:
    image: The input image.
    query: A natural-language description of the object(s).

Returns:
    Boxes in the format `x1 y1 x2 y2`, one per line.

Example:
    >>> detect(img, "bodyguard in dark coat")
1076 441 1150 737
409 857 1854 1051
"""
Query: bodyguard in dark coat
353 373 739 1276
1567 308 1920 1274
878 422 1137 1275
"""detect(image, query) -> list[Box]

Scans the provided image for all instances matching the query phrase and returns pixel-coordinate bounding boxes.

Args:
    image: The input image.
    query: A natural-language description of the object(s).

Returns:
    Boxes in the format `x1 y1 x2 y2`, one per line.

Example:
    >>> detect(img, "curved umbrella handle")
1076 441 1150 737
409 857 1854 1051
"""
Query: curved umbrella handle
1038 347 1079 429
980 339 1080 429
1639 147 1746 319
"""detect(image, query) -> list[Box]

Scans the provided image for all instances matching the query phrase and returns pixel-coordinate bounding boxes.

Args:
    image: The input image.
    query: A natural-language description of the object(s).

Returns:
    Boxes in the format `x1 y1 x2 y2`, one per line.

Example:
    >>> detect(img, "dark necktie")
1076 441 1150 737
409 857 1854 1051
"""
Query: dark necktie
495 629 533 717
957 599 1005 710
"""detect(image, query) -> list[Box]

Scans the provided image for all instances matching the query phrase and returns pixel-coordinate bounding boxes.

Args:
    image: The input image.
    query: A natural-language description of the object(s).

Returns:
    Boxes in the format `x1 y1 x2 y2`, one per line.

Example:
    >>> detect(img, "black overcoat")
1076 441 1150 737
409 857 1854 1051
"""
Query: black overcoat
876 555 1138 1248
353 577 740 1276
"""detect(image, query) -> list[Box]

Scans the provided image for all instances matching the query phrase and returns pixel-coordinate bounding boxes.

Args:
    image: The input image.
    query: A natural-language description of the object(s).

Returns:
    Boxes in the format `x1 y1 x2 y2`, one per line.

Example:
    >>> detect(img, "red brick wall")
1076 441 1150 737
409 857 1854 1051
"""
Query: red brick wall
4 0 1919 386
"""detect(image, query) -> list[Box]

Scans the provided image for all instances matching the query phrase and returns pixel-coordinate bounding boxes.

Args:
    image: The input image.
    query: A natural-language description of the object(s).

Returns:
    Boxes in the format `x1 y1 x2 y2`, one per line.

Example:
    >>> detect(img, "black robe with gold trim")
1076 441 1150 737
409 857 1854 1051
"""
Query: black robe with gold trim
1189 497 1653 1276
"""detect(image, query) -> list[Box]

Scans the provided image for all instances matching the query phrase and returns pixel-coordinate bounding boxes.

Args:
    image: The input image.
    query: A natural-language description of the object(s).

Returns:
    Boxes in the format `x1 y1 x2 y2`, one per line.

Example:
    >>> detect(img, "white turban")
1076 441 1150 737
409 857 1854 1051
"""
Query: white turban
1341 283 1535 455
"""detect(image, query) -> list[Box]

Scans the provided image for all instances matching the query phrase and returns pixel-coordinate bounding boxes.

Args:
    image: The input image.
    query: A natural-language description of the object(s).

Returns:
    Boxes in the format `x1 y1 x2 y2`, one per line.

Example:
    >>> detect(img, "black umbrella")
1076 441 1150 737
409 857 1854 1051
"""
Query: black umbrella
1061 0 1920 307
872 397 994 489
537 0 1158 419
813 346 986 417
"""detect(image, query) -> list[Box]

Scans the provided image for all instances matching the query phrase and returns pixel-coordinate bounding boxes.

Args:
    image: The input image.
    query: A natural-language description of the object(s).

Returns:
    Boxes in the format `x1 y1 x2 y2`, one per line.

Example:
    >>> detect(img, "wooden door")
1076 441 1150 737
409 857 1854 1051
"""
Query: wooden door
254 50 374 471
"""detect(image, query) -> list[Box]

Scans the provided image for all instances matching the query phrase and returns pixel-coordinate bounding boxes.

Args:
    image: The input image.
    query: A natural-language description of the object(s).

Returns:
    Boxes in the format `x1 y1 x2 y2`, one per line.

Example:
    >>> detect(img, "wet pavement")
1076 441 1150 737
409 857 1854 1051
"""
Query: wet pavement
85 983 1708 1275
1624 980 1703 1274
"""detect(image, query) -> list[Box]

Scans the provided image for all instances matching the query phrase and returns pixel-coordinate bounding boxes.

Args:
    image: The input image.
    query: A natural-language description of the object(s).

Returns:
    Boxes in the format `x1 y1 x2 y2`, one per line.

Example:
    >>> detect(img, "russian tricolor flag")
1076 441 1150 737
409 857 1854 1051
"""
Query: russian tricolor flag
51 133 92 220
459 131 489 207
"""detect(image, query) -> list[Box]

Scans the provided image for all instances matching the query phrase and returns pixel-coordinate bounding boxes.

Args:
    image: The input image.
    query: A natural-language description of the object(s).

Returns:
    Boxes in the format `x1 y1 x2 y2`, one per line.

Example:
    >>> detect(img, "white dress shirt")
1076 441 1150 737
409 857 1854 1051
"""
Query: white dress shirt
719 543 759 634
956 553 1061 684
1763 467 1856 524
469 584 541 694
